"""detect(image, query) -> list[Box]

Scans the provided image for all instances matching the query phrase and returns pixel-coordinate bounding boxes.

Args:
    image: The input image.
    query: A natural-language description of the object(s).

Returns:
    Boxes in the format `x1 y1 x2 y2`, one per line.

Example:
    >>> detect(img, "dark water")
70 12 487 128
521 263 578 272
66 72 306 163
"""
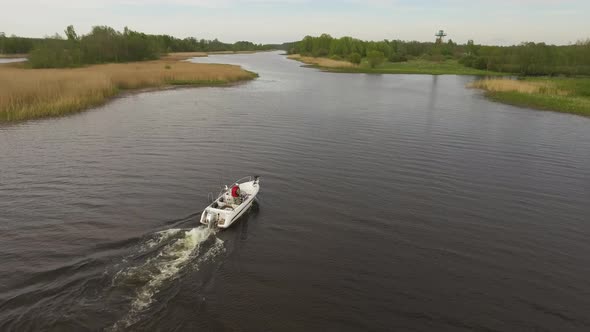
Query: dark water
1 52 589 331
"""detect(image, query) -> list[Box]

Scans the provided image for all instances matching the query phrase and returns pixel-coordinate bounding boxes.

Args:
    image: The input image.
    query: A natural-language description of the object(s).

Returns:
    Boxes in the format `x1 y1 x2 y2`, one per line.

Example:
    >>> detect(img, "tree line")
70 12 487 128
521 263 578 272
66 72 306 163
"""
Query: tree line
290 34 456 63
0 33 39 54
291 34 590 75
1 26 274 68
460 41 590 76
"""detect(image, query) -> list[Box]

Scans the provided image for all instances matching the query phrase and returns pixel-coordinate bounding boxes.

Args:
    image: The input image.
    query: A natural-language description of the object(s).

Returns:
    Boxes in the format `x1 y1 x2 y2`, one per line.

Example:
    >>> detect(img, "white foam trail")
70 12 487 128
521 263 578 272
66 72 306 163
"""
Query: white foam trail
110 226 222 331
189 237 226 272
143 228 183 250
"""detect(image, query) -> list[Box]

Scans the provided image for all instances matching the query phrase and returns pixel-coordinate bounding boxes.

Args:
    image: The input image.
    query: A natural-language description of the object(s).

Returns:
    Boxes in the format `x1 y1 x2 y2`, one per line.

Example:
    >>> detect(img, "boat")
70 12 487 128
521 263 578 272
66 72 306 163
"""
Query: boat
200 176 260 229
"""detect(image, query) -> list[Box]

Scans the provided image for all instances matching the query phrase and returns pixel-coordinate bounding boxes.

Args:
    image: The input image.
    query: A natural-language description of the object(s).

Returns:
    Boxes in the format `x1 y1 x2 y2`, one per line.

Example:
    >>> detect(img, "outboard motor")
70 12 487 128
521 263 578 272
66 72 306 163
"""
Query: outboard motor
206 212 217 228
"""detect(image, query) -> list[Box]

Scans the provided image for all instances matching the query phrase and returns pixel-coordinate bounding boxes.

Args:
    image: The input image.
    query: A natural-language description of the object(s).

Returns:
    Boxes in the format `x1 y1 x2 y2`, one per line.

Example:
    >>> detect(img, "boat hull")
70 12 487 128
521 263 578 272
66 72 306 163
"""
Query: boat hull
199 177 260 229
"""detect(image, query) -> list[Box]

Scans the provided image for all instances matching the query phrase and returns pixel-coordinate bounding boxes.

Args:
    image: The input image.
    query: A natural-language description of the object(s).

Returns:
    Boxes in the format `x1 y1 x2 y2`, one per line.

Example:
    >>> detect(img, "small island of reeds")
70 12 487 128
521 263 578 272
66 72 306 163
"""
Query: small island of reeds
0 59 257 122
0 26 263 122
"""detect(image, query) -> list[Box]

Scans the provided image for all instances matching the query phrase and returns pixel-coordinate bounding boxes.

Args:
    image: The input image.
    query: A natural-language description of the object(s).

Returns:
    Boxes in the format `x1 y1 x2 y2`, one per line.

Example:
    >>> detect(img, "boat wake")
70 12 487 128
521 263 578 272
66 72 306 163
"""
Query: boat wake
108 226 224 331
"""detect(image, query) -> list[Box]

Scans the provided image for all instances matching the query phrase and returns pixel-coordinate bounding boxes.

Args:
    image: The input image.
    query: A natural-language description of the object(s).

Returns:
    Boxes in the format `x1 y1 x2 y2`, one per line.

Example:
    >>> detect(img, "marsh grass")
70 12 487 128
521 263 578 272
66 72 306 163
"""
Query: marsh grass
0 60 256 122
288 55 501 76
469 79 567 95
287 54 357 68
362 60 503 76
161 51 266 62
469 78 590 116
160 52 208 61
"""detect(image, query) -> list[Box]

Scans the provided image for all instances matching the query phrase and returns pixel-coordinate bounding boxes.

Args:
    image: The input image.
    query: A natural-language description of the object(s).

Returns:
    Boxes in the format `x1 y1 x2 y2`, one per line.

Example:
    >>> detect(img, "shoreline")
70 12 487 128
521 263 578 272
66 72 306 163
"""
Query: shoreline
287 54 503 76
162 50 276 61
0 60 258 123
115 77 256 96
288 54 588 115
317 66 504 76
469 78 590 116
0 50 276 61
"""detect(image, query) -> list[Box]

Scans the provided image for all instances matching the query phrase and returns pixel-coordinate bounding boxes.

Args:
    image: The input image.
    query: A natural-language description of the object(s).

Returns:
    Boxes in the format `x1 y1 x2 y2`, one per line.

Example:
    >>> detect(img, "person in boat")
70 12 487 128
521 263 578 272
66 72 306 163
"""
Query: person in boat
231 185 242 205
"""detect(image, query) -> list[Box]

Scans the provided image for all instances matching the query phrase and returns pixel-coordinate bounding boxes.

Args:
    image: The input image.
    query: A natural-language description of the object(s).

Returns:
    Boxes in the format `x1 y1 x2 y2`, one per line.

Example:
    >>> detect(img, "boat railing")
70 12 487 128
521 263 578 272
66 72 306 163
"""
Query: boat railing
233 176 253 185
209 176 259 201
233 175 259 185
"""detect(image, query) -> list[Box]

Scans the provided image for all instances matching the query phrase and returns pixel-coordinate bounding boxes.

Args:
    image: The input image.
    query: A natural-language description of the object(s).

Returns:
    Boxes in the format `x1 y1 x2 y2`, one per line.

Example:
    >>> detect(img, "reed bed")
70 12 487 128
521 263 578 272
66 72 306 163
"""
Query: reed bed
468 79 568 95
0 60 256 122
469 78 590 116
287 54 356 68
160 52 208 61
161 50 264 61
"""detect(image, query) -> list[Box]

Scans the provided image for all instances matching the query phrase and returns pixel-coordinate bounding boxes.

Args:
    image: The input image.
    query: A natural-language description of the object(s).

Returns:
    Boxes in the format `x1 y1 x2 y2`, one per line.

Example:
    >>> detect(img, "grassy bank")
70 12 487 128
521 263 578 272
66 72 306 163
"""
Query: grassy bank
0 60 257 122
161 52 208 61
287 54 357 68
163 50 273 61
344 59 503 76
469 78 590 116
288 54 502 76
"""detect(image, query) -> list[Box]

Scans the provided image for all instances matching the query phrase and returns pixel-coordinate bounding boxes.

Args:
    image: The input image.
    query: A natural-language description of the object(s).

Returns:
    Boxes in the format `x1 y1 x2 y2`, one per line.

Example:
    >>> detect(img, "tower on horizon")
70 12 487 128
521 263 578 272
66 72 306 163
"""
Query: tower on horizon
435 30 447 44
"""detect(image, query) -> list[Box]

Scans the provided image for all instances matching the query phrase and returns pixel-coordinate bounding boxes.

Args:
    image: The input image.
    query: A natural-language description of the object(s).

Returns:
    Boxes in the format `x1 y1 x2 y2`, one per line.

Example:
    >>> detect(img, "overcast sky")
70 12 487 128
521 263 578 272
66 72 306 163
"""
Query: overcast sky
1 0 588 45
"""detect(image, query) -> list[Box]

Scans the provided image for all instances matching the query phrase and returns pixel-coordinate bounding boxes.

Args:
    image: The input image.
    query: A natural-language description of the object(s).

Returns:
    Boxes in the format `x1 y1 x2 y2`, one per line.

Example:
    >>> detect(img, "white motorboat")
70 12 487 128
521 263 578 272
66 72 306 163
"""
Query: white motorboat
200 176 260 229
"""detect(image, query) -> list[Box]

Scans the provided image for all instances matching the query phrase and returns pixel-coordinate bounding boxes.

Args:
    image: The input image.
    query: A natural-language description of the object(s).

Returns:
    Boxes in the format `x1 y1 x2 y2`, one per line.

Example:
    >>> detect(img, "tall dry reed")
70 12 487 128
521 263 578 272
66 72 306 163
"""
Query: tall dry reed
0 60 255 122
287 54 356 68
468 79 568 96
160 52 208 61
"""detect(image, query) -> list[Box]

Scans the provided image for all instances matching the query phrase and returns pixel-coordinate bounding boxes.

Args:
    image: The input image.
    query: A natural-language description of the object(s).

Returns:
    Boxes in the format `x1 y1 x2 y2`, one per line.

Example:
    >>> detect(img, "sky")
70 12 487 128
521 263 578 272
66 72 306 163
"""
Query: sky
1 0 588 45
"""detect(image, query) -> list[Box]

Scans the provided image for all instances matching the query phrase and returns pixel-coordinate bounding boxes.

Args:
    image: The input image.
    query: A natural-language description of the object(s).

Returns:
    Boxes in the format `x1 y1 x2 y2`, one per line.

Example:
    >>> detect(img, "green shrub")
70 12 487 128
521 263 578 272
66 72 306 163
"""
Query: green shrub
367 50 385 68
473 57 487 70
459 55 475 67
349 53 362 65
389 54 408 62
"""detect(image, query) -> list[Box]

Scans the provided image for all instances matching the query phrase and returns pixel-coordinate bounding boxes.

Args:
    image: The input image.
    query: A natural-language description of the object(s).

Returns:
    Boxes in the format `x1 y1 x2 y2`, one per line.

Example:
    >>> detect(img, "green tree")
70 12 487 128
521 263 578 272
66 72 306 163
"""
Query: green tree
367 50 385 68
466 39 479 56
291 33 590 75
349 52 361 65
65 25 78 41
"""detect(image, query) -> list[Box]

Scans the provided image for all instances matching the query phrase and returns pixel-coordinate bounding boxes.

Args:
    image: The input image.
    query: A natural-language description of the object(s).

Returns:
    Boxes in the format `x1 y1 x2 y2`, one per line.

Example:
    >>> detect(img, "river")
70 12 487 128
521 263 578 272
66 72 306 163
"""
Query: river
0 58 27 64
1 51 589 331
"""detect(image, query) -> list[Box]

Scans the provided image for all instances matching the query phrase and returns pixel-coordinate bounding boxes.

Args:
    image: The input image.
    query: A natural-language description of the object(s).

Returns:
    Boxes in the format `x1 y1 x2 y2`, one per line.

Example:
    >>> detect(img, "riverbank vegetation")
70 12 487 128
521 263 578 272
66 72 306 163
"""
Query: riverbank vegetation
1 26 276 67
288 34 590 77
159 50 268 61
0 33 37 54
286 54 356 68
0 25 265 122
291 56 501 76
0 60 257 122
460 42 590 76
27 26 276 68
469 78 590 116
288 34 590 114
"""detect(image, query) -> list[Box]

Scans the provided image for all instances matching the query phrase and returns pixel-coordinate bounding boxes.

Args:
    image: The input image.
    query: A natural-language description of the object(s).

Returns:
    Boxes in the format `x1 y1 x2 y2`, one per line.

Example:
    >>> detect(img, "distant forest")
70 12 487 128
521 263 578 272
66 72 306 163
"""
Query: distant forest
4 28 590 75
0 26 281 68
289 34 590 76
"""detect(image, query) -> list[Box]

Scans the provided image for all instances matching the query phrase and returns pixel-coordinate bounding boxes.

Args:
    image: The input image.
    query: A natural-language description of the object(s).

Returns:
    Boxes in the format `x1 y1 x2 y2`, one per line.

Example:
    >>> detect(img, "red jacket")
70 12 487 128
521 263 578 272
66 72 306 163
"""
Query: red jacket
231 186 240 197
